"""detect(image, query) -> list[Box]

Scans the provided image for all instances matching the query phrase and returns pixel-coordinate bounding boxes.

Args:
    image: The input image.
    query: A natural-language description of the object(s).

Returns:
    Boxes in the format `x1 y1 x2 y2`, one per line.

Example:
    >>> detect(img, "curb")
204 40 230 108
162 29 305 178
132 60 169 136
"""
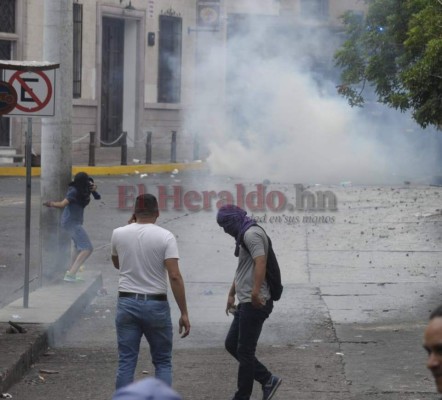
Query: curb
0 161 207 177
0 272 103 394
0 324 49 394
47 273 103 346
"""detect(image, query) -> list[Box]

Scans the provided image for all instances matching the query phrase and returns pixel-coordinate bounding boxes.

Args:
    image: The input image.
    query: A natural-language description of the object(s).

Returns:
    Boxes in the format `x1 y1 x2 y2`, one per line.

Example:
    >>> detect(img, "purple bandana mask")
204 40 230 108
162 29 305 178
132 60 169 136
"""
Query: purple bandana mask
217 205 256 256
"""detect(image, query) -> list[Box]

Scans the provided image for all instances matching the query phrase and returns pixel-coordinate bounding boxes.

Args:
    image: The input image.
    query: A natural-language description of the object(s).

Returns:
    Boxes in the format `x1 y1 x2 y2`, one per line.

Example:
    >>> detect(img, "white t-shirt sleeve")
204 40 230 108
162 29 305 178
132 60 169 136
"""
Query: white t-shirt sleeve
164 233 179 260
111 229 118 256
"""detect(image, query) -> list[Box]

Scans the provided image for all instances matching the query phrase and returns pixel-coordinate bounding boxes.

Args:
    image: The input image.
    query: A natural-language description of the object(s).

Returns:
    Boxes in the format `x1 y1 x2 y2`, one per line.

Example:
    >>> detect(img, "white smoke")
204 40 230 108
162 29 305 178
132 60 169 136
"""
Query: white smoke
187 8 441 184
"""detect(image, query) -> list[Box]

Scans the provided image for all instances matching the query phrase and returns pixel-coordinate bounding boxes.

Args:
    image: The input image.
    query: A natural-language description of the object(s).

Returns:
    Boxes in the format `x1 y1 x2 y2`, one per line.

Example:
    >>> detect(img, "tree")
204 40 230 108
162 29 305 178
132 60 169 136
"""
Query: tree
334 0 442 129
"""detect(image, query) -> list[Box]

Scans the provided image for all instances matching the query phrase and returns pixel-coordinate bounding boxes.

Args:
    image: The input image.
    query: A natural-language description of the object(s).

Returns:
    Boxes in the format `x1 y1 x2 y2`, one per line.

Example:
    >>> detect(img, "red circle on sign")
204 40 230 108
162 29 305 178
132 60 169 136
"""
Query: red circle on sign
0 81 18 115
8 70 53 113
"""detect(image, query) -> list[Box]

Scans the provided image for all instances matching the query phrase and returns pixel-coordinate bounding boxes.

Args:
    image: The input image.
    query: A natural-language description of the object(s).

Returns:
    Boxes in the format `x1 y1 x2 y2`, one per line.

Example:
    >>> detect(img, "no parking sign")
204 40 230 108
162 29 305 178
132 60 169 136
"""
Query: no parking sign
0 81 18 115
4 69 55 116
0 60 59 309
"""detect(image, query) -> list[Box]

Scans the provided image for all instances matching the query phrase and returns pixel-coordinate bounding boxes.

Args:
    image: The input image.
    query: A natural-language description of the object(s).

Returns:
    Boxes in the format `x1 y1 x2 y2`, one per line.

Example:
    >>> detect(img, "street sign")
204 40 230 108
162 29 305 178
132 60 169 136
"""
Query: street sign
0 60 59 309
3 69 55 116
0 81 18 115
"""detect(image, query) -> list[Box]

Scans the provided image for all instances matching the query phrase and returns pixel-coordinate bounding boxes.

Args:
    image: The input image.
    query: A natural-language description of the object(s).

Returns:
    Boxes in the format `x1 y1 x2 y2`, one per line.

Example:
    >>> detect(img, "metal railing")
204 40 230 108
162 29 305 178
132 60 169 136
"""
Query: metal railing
71 130 201 166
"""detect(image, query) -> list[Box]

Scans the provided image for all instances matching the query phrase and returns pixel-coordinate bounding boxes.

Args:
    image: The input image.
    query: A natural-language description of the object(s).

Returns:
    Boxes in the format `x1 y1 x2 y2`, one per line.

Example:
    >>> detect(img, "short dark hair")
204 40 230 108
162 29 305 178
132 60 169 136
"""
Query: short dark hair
134 194 159 216
430 305 442 320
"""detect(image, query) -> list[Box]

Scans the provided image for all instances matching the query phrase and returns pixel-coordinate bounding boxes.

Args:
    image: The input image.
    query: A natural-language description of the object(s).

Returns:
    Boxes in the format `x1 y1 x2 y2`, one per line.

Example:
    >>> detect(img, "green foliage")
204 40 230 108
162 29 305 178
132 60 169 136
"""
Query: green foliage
334 0 442 128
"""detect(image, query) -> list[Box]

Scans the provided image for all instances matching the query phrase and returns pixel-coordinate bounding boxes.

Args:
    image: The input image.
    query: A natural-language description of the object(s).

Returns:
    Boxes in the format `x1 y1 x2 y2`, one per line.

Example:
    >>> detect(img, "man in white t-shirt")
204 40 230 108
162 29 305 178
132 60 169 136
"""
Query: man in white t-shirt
111 194 190 390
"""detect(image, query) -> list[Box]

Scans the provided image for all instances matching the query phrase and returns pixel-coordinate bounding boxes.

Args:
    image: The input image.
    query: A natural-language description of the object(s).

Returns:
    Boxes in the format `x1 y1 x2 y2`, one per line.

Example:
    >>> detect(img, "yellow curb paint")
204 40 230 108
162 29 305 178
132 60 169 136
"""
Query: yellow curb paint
0 167 42 176
0 162 207 177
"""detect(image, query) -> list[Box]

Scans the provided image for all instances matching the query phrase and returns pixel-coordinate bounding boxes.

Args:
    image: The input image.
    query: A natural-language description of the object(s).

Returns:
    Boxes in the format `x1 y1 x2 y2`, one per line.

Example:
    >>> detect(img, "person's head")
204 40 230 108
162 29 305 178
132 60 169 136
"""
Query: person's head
112 377 182 400
424 305 442 393
134 194 159 220
70 171 91 207
216 204 248 238
73 171 90 188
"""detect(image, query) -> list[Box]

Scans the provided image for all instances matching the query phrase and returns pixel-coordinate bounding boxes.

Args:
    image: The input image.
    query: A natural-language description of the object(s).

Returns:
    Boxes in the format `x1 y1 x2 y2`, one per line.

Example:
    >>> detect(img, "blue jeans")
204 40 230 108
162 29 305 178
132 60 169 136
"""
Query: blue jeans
63 224 93 251
225 301 273 400
115 297 173 390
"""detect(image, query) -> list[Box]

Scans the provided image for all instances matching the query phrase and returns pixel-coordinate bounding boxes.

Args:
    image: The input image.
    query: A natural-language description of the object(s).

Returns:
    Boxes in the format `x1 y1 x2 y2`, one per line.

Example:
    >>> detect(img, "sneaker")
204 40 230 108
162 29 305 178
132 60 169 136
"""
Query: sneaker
262 375 282 400
63 272 77 282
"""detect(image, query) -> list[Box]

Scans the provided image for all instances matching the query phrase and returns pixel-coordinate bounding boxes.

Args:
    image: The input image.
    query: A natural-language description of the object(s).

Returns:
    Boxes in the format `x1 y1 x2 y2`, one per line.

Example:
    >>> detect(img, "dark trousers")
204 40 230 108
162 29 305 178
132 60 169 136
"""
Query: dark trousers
225 300 273 400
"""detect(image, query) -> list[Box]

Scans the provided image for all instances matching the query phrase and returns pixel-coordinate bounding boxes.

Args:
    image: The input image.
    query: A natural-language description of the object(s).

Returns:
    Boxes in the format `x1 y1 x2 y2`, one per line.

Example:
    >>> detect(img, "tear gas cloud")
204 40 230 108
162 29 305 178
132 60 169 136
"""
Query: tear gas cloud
187 9 441 184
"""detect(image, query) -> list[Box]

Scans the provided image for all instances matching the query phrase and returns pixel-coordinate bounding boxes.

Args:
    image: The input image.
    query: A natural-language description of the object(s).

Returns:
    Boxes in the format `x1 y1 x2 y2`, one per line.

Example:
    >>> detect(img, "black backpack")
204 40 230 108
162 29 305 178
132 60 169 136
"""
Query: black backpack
241 226 283 301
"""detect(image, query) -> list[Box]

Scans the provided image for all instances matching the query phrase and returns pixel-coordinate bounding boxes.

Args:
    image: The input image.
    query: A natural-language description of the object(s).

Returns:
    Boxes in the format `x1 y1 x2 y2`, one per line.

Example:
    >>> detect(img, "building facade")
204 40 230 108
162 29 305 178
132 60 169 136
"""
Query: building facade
0 0 366 163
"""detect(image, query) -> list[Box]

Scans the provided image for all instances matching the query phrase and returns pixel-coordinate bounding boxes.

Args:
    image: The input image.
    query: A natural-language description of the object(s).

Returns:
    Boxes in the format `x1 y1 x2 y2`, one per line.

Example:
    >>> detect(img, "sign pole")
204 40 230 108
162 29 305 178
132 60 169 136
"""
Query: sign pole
0 60 59 308
24 117 32 308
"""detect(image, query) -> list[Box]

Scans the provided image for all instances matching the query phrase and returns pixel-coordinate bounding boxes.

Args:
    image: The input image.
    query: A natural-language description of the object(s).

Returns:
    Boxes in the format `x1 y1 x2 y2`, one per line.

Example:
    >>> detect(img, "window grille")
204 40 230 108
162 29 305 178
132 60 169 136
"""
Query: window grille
0 0 15 34
158 15 182 103
0 40 12 146
73 3 83 98
0 40 12 60
0 1 15 147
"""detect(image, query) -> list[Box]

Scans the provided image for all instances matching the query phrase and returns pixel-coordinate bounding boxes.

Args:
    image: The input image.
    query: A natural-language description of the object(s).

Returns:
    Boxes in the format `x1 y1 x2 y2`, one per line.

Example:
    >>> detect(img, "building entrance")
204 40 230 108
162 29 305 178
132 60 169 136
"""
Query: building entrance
101 17 124 146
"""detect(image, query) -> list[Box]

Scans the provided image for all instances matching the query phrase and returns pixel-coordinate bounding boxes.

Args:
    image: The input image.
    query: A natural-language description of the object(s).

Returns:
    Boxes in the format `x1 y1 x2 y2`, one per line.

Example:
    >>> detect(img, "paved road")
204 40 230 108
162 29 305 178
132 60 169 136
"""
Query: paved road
2 172 442 399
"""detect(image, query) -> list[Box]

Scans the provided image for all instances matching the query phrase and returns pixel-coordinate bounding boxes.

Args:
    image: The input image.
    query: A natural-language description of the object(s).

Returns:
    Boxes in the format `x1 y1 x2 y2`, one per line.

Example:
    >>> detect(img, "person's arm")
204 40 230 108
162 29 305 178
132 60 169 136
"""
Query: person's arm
251 255 266 308
110 230 120 270
91 190 101 200
226 280 236 316
164 258 190 338
111 255 120 270
43 198 69 209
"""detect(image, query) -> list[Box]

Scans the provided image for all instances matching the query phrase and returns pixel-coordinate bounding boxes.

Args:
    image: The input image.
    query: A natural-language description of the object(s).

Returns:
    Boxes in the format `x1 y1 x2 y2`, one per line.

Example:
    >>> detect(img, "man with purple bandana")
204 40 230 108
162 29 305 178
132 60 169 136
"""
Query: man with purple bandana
217 205 282 400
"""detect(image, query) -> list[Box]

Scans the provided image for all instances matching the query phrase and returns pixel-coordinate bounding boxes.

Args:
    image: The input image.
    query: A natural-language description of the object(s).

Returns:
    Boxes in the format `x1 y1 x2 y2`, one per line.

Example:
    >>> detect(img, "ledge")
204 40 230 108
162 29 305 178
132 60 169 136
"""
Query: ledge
0 161 207 176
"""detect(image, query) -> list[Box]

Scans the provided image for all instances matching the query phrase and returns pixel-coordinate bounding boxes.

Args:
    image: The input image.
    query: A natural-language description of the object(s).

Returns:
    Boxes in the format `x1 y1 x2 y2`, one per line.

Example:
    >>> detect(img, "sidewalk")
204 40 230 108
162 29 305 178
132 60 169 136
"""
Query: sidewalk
0 271 102 393
0 148 206 394
0 146 207 176
1 172 442 398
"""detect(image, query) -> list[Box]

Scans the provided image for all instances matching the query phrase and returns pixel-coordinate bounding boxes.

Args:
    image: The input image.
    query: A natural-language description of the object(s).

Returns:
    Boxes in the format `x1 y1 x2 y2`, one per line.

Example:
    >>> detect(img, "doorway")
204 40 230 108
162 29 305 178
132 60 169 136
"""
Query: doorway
101 17 124 146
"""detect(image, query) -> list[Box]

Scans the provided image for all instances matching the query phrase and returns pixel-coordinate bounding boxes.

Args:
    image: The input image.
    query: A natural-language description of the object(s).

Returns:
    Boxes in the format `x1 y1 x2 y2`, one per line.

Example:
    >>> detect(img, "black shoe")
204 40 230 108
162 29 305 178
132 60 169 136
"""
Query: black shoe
262 375 282 400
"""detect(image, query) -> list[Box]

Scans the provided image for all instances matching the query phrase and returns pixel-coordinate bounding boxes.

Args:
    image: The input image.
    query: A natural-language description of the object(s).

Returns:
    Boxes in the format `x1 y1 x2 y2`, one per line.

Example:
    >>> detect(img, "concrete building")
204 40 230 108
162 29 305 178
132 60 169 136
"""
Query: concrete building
0 0 366 164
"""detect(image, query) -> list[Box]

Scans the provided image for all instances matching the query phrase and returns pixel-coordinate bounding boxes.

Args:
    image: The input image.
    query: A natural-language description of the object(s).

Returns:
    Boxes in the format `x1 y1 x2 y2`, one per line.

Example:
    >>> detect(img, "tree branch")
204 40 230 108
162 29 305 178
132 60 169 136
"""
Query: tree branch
358 77 367 96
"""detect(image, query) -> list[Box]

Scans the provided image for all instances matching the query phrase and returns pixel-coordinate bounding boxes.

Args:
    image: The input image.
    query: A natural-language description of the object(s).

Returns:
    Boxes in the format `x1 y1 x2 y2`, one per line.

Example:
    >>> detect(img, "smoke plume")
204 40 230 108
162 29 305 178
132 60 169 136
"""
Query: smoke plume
187 7 441 184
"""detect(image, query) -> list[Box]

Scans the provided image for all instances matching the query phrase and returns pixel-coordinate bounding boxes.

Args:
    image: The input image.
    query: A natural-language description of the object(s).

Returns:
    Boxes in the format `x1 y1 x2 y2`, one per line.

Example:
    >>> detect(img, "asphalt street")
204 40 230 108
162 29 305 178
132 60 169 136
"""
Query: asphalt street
1 171 442 399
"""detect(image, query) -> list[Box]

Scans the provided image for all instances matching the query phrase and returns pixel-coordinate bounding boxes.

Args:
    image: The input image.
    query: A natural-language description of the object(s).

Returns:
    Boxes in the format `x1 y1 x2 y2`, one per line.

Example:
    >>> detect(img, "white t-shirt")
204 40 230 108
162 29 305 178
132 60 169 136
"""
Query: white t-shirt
111 223 179 294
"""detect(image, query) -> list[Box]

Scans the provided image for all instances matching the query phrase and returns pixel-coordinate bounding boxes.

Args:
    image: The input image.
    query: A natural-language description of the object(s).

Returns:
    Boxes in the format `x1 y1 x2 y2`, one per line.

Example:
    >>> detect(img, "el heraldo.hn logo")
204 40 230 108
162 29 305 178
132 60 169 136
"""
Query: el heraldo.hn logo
117 183 338 213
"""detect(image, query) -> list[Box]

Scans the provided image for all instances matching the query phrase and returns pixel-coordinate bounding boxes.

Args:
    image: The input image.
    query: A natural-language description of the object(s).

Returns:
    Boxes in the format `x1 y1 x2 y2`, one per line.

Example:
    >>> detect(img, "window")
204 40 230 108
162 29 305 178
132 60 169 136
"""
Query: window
0 0 15 147
300 0 329 20
158 15 182 103
0 41 12 61
73 3 83 98
0 0 16 33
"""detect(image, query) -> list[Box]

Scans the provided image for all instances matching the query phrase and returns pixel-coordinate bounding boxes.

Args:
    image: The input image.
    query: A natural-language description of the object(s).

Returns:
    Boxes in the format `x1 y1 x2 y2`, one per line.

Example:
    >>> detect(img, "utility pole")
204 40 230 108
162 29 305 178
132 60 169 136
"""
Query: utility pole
40 0 73 282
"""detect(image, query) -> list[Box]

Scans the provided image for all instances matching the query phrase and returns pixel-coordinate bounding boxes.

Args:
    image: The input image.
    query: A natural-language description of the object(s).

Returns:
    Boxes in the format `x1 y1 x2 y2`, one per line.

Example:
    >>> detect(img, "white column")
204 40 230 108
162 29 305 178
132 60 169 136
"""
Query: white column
40 0 73 281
